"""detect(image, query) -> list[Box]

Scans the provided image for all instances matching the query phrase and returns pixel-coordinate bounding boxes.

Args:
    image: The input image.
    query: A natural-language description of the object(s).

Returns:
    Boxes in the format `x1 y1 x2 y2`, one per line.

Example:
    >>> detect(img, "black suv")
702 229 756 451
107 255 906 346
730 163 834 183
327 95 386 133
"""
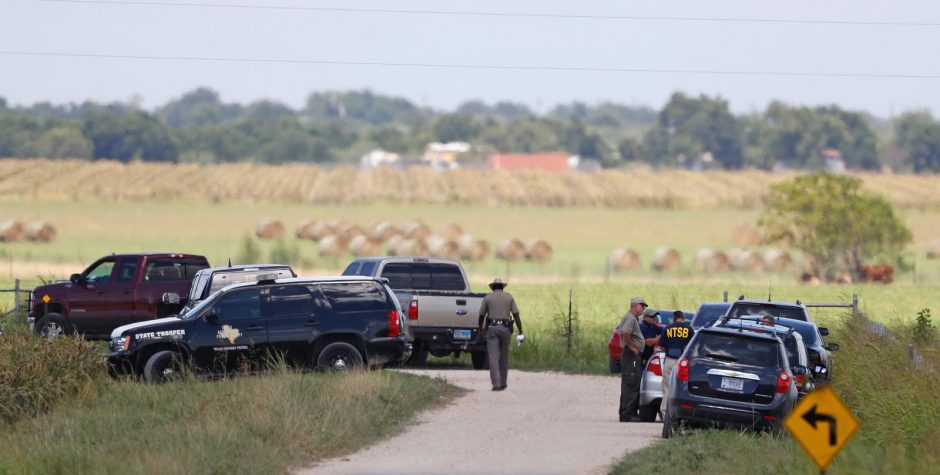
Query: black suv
108 276 409 382
662 323 802 438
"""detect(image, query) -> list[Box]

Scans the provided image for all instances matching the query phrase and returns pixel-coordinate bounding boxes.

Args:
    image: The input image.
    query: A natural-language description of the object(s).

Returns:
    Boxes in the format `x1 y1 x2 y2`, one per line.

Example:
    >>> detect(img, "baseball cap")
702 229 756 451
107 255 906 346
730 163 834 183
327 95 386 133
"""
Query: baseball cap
642 308 659 318
630 296 648 307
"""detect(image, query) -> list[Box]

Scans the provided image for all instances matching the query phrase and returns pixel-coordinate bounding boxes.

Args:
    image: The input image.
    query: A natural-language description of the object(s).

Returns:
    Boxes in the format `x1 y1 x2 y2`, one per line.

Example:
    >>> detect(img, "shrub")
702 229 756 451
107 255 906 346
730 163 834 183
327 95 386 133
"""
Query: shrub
236 235 261 265
0 326 105 424
269 239 300 266
914 308 936 346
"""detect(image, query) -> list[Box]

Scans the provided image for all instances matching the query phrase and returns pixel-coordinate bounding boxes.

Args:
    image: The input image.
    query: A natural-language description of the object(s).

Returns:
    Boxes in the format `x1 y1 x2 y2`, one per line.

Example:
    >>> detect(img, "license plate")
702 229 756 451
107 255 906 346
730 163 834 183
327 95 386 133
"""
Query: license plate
453 329 472 340
720 377 744 391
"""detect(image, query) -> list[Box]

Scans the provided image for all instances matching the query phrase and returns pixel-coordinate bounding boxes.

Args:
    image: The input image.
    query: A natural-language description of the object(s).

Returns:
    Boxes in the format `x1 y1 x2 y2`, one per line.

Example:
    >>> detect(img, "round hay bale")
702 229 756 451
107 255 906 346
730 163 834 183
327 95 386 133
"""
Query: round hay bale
729 248 766 272
317 235 346 257
348 235 382 257
524 239 553 262
764 248 793 271
731 225 763 247
369 221 400 241
927 240 940 259
694 248 731 273
395 238 430 256
458 235 490 261
304 221 336 241
0 220 25 242
402 220 432 240
495 239 526 261
295 219 319 240
425 235 461 259
440 223 464 241
337 224 366 243
385 235 404 255
255 219 285 240
24 221 56 242
609 247 641 272
652 247 681 272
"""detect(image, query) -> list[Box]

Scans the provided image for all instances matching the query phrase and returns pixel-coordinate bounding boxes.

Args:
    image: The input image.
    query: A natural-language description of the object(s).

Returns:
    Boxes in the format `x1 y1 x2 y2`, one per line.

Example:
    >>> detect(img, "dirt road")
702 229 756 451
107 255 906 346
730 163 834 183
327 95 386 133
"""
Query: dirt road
300 369 661 475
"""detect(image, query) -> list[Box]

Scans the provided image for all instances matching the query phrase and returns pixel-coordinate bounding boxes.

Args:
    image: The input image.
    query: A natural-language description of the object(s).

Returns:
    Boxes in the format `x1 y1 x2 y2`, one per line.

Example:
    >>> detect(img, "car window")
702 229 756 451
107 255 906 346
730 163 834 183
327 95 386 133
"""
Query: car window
729 303 807 321
114 259 138 284
690 332 780 367
783 337 800 367
380 263 412 289
430 264 465 291
213 288 262 321
692 305 730 328
380 262 465 291
790 324 819 346
359 261 377 277
85 260 115 284
144 258 208 283
320 282 390 313
189 272 209 301
341 262 360 276
270 285 316 317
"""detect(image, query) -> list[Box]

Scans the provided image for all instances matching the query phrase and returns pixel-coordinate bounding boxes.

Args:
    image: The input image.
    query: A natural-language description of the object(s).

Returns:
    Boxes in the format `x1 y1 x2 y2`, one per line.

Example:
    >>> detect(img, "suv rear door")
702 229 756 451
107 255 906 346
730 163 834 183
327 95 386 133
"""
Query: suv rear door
266 284 324 361
686 332 785 405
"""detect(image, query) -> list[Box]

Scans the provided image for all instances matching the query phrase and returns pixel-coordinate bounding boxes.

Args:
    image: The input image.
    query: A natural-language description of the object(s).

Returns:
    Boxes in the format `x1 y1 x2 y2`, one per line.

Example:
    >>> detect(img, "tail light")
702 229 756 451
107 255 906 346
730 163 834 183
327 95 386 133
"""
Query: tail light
387 310 401 337
408 298 418 320
676 357 690 381
647 355 663 376
776 371 791 393
794 373 805 389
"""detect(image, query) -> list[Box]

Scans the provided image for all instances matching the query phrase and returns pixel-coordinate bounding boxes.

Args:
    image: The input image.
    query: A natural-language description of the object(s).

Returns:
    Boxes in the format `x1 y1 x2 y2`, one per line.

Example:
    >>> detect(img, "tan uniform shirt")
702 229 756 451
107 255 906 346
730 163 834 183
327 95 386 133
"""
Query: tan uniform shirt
619 312 644 356
479 290 522 333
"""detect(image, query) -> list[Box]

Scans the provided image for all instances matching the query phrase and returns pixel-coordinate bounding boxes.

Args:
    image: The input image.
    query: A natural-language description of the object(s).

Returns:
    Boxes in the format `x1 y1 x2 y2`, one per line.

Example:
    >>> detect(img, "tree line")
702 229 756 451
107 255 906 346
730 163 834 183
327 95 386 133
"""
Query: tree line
1 88 940 172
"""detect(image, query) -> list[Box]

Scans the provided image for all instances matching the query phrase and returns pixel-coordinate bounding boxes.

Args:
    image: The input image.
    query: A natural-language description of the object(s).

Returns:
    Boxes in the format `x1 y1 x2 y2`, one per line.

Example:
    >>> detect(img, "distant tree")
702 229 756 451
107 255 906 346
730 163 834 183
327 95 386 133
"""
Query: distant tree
83 111 178 162
759 173 912 280
642 93 744 168
156 87 240 128
304 90 428 126
368 126 411 153
24 126 93 159
478 118 560 153
894 111 940 172
559 120 615 166
617 137 642 163
432 114 482 142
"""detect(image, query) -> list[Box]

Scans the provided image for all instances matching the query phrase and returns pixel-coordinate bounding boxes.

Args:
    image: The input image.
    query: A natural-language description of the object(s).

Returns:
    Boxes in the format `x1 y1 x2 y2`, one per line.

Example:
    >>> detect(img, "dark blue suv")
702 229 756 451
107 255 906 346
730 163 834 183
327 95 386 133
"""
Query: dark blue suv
662 323 801 437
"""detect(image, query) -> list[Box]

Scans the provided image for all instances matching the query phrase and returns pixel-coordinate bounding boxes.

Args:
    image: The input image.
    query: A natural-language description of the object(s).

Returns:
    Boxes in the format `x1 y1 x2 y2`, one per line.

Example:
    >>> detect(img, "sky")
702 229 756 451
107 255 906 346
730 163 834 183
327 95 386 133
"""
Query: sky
2 0 940 116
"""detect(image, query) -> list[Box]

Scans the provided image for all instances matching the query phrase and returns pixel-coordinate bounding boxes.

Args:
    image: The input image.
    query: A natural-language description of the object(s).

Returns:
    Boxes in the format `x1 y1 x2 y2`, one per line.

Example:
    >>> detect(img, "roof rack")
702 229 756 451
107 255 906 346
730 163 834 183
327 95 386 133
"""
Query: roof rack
714 315 796 339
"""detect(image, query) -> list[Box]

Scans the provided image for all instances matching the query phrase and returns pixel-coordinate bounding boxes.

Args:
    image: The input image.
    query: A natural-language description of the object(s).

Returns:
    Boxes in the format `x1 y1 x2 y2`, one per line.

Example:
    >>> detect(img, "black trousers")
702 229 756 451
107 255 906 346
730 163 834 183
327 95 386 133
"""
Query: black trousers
619 350 642 419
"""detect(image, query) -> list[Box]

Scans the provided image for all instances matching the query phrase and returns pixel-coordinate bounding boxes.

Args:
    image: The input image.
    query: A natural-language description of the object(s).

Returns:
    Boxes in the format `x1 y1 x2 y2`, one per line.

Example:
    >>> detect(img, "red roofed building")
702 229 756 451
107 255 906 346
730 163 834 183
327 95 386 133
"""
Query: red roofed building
487 152 576 172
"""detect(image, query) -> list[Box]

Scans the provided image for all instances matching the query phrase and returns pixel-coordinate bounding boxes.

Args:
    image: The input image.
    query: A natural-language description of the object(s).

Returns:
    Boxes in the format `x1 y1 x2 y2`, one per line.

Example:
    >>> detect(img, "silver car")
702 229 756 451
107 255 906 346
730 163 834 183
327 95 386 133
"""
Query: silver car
638 350 667 422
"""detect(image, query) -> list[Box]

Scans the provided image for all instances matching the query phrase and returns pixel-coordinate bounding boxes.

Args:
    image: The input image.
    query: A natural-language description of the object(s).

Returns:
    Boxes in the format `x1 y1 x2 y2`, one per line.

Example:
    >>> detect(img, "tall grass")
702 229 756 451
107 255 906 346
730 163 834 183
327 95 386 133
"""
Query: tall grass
0 370 458 474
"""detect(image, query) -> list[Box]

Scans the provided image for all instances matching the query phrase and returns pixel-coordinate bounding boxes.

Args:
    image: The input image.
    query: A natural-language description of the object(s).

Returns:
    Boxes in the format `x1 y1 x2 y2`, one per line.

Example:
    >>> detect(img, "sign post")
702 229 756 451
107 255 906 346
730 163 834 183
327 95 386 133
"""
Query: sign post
784 385 860 473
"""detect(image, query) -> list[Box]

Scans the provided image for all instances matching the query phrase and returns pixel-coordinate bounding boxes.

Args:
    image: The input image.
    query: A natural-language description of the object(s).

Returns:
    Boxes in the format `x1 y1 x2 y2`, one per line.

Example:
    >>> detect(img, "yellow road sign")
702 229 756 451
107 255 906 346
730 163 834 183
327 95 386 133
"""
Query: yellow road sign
785 385 860 472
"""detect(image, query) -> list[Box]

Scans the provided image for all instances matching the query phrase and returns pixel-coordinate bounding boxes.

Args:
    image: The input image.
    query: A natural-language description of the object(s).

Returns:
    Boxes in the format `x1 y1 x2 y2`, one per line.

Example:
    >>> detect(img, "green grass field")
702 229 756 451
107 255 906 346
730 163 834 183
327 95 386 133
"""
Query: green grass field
2 200 940 283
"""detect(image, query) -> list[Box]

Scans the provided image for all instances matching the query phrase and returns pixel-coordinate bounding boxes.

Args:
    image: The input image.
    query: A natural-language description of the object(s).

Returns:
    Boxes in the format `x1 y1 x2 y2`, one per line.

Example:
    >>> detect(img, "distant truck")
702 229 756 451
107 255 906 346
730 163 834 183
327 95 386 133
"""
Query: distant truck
29 253 210 340
342 257 489 369
170 264 296 314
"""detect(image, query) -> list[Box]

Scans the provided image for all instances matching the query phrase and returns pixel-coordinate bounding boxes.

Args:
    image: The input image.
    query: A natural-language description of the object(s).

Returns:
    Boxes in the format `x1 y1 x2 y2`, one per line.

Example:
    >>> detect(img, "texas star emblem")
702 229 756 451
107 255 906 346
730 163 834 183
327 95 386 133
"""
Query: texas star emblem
217 324 242 344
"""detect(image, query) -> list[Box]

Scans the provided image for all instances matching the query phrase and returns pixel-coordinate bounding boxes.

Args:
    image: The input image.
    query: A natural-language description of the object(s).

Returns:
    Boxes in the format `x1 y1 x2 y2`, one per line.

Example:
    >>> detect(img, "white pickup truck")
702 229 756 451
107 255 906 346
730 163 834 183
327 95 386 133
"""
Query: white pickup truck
342 257 489 369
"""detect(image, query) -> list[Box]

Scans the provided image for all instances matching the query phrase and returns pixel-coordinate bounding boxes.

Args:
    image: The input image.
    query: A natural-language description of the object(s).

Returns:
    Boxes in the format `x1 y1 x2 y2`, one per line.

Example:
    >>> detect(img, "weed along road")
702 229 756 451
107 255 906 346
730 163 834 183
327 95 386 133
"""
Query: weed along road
301 369 660 475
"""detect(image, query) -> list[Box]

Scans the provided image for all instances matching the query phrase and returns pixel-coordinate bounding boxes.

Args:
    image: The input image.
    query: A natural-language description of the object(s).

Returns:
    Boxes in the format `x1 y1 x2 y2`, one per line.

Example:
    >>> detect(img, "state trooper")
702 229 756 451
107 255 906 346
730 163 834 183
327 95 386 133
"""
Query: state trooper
659 310 695 416
478 278 523 391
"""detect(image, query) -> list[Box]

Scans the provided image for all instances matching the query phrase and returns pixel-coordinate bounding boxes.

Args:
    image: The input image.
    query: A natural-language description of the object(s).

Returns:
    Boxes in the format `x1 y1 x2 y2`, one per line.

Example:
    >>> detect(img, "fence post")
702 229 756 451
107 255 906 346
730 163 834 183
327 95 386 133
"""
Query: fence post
723 291 728 303
13 278 20 323
567 289 573 354
852 293 859 317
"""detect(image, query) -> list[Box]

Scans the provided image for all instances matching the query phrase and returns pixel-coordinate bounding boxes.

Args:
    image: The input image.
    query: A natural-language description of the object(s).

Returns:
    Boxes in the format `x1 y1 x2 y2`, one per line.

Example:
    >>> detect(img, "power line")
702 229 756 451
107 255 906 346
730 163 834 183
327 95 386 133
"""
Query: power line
29 0 940 28
2 50 940 80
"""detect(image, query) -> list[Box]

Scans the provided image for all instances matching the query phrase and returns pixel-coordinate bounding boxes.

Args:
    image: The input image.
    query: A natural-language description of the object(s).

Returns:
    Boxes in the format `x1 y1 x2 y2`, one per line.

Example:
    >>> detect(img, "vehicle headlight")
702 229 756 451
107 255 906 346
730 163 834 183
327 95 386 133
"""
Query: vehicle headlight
112 336 131 352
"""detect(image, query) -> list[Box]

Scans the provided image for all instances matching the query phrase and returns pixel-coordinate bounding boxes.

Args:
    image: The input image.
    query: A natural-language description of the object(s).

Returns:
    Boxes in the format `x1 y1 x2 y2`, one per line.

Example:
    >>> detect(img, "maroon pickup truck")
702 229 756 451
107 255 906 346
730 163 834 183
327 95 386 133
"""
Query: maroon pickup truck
29 253 210 340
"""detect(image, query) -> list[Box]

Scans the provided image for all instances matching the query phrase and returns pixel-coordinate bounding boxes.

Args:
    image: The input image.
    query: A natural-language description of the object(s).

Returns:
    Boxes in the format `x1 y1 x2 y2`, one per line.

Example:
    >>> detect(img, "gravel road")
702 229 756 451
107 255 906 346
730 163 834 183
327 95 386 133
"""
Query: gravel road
300 369 660 475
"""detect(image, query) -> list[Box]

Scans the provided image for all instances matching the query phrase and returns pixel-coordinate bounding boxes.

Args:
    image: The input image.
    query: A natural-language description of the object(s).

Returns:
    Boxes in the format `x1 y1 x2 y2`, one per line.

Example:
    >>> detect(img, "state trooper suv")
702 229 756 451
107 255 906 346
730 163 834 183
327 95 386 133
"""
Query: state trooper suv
108 276 409 382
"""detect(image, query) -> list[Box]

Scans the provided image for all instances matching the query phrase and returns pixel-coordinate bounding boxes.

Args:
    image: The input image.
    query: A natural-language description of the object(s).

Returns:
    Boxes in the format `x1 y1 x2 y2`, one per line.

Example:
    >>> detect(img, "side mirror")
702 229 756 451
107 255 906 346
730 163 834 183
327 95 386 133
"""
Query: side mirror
162 292 181 305
204 308 220 325
824 342 840 352
818 327 830 337
792 365 807 375
70 273 86 285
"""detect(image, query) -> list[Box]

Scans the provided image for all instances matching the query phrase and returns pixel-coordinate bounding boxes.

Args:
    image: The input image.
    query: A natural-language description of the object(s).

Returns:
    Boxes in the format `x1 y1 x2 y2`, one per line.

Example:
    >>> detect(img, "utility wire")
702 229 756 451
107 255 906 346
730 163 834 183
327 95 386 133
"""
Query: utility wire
2 50 940 80
29 0 940 28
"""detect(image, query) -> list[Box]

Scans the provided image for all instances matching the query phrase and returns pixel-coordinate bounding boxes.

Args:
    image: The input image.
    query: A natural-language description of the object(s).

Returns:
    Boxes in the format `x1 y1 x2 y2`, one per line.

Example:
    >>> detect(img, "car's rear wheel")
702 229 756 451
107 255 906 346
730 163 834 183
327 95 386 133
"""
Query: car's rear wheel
36 314 68 341
404 341 428 366
662 410 678 439
317 342 364 371
144 350 184 384
638 401 659 422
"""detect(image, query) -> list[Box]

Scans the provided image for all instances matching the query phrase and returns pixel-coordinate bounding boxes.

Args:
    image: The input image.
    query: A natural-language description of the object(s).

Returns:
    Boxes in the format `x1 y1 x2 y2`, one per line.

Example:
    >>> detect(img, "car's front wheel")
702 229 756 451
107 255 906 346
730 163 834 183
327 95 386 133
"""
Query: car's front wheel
36 314 68 341
143 350 184 383
317 342 364 371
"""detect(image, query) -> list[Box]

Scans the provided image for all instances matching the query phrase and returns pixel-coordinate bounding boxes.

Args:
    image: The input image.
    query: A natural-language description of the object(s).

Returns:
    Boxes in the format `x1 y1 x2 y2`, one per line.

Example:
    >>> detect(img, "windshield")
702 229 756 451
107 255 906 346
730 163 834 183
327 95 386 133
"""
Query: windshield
729 303 807 322
777 319 819 346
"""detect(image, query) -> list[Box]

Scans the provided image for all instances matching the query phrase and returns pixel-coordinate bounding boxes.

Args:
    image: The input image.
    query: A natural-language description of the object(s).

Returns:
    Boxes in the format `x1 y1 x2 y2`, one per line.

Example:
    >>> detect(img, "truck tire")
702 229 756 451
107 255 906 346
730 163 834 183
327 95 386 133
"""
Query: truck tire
144 350 183 383
404 341 428 366
470 351 488 370
317 342 364 371
36 314 68 341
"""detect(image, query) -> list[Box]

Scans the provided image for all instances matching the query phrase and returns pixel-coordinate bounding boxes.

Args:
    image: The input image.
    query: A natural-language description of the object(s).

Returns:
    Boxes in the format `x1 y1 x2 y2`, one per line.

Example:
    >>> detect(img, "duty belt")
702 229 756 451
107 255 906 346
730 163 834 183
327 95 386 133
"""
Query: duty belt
488 319 511 327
